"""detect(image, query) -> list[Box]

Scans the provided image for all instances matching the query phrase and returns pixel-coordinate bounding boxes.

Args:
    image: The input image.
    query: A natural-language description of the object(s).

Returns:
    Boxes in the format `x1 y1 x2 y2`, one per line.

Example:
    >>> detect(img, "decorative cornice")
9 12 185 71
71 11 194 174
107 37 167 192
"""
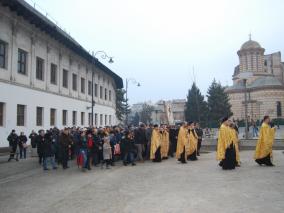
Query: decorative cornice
226 85 284 94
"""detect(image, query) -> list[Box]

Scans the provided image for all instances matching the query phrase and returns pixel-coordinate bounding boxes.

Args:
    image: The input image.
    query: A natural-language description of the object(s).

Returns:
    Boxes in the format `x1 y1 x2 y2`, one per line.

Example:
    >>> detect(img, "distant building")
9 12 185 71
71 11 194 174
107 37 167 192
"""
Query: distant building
131 99 186 125
0 1 123 147
226 38 284 120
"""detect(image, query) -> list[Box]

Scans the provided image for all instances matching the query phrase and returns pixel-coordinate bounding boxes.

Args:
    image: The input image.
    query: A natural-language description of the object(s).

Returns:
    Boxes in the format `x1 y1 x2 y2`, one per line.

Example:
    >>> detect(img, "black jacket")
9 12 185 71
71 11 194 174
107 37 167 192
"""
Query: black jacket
35 135 45 155
59 133 72 152
122 137 136 153
195 128 203 141
134 128 147 144
18 135 27 148
42 133 55 157
7 133 18 148
29 133 38 148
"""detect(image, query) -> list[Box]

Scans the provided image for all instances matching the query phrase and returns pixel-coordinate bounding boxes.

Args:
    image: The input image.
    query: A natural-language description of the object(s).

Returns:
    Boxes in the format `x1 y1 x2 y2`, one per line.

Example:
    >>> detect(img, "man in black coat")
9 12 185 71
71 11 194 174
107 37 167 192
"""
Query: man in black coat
29 130 37 148
42 131 57 171
36 130 45 164
59 128 72 169
195 123 203 156
29 130 38 157
122 131 136 166
134 124 147 162
145 125 153 160
169 126 178 157
18 132 28 159
7 130 19 162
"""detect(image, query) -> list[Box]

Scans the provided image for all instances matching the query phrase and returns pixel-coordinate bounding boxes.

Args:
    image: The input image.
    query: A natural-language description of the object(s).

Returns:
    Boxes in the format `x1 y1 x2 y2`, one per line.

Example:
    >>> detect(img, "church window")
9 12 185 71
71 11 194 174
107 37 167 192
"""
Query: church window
277 102 282 117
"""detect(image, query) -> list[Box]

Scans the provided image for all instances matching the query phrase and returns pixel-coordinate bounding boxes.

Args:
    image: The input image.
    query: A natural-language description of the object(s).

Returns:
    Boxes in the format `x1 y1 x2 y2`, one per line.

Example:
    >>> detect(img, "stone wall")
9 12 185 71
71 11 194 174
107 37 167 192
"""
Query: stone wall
229 89 284 120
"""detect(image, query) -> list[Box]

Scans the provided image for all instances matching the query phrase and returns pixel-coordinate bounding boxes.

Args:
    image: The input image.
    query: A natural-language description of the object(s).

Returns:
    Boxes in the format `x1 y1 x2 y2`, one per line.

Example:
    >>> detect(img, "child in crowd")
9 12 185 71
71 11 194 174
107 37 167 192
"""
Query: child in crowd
101 137 112 169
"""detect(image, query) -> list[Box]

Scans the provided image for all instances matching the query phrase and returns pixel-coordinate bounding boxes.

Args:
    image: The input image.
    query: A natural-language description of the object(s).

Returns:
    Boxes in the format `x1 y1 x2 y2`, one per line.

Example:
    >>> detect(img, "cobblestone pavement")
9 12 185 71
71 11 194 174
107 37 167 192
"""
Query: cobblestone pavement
0 151 283 213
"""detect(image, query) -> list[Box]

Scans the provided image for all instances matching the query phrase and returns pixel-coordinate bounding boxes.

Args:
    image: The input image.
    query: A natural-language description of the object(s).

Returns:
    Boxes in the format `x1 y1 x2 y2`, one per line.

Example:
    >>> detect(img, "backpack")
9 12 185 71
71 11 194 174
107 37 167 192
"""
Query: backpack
87 138 93 149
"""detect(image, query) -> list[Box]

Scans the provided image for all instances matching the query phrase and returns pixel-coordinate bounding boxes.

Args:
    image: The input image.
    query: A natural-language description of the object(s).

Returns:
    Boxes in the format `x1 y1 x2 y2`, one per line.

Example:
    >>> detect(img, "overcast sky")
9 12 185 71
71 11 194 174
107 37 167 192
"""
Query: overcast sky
28 0 284 104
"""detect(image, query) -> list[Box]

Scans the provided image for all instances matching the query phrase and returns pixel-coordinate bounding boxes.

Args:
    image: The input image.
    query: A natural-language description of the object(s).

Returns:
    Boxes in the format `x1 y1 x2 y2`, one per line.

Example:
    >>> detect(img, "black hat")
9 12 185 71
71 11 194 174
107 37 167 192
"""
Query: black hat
221 117 229 123
188 121 194 125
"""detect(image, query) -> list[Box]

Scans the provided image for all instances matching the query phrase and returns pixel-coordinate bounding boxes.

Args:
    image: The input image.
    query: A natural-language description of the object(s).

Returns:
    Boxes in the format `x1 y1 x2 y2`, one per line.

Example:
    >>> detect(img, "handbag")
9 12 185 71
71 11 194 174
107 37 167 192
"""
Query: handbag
114 144 121 155
23 143 28 149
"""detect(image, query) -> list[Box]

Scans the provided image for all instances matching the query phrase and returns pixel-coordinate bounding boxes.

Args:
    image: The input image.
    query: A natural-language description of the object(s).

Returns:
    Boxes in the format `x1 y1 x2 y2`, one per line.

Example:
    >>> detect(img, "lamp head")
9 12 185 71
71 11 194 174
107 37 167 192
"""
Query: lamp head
108 57 114 64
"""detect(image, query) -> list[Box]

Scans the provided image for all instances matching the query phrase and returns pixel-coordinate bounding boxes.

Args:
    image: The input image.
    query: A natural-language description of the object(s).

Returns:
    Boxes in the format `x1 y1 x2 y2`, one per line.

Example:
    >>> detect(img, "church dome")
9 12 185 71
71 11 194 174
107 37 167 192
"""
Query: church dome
241 40 262 50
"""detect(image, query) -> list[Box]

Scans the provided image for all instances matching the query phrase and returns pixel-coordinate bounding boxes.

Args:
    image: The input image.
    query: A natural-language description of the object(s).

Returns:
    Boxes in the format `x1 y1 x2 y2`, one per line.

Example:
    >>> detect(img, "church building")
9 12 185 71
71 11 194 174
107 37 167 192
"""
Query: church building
226 37 284 121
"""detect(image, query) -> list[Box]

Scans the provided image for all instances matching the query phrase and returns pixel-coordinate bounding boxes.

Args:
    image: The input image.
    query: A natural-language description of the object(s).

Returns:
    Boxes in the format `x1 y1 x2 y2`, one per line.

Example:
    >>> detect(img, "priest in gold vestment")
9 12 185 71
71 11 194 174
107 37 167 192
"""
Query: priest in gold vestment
217 117 236 170
187 122 198 161
160 126 170 159
229 122 240 167
254 116 275 166
150 125 162 162
176 122 189 164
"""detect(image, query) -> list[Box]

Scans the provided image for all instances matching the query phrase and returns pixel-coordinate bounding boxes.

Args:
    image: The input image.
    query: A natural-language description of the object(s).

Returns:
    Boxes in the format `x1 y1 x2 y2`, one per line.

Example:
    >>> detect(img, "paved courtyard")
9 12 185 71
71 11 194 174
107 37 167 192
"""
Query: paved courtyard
0 150 283 213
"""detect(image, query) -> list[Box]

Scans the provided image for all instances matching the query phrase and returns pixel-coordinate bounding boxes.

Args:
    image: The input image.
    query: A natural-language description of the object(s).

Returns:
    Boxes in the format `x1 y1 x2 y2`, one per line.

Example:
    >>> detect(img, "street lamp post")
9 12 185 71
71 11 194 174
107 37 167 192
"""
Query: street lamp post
238 72 253 139
125 78 141 125
91 51 113 127
244 78 249 139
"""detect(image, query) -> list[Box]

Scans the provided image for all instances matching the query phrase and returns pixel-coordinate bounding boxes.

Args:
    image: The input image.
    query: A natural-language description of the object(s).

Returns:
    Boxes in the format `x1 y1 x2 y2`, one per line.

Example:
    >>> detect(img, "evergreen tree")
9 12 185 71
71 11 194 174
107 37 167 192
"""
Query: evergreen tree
185 82 208 127
140 103 154 124
115 89 130 122
130 112 140 126
207 79 233 127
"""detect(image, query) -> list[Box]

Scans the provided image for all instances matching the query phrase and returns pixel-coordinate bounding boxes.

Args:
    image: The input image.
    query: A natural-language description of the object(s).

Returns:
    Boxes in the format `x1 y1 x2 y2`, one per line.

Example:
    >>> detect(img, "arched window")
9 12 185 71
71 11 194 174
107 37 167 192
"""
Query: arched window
251 54 254 71
277 101 282 117
256 53 259 72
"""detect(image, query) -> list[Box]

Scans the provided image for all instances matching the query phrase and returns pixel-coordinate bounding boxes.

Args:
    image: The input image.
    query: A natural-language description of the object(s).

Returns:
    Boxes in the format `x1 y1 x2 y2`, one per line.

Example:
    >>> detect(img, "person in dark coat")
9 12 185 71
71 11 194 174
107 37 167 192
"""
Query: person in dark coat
59 128 72 169
145 125 153 160
42 131 57 170
134 124 147 162
18 132 28 159
29 130 38 157
169 126 178 157
7 130 19 162
92 129 102 166
29 130 37 148
195 123 203 156
121 131 136 166
36 130 45 164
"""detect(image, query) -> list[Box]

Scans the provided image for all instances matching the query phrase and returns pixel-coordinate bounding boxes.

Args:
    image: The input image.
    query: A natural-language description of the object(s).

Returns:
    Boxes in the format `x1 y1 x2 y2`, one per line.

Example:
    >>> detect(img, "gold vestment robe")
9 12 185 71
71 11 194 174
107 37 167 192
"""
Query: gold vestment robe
254 123 275 160
176 126 189 160
187 129 198 156
161 131 170 158
229 127 240 164
150 129 162 160
217 124 232 161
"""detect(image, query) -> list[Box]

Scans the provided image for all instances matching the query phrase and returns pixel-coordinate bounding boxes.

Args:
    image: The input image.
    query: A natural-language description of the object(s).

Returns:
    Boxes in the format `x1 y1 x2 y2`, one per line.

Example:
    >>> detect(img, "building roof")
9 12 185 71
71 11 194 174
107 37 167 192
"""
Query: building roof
0 0 123 89
226 76 284 93
249 76 283 88
240 39 262 50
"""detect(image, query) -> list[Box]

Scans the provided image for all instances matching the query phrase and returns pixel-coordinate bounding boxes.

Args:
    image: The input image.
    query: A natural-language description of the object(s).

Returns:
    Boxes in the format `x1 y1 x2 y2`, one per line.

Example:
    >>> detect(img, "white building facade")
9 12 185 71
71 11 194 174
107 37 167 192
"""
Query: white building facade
0 1 123 147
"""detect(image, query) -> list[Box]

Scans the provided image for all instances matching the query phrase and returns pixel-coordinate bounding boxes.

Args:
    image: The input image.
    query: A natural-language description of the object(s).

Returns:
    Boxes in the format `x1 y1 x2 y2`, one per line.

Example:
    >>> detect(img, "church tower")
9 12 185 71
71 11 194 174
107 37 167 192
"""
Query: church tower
237 35 265 73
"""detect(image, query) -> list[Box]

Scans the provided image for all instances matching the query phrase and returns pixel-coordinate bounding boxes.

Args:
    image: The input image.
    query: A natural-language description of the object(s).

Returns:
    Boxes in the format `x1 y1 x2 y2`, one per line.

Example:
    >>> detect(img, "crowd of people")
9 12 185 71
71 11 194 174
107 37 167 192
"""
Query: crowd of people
6 115 276 172
6 123 202 171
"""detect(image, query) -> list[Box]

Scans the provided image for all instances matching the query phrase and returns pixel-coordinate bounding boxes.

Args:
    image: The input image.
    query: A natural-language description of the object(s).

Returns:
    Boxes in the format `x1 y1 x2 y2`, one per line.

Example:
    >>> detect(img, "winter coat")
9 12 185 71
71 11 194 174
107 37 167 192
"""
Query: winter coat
18 135 28 148
7 133 18 148
42 133 55 157
35 135 45 155
103 143 112 160
29 133 38 148
59 133 72 152
134 128 147 145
